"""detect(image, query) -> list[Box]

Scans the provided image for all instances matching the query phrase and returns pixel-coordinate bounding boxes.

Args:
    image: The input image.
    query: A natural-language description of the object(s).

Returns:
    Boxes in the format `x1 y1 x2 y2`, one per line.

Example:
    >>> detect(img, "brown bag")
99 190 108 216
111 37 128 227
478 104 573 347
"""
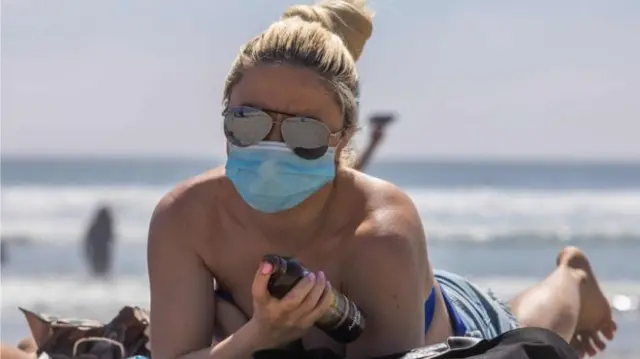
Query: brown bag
20 306 151 359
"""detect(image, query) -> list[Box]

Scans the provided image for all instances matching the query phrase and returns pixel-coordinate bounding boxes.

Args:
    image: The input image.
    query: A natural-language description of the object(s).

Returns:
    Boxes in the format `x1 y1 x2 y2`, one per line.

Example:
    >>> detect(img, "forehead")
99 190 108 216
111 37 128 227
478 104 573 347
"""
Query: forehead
228 65 342 129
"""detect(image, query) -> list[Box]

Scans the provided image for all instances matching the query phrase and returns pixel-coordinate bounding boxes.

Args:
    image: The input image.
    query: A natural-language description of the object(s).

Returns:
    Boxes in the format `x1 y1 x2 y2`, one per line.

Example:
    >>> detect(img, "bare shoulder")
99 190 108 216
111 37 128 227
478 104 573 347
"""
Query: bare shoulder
149 167 229 246
349 169 424 239
344 169 427 263
147 168 228 358
341 170 429 357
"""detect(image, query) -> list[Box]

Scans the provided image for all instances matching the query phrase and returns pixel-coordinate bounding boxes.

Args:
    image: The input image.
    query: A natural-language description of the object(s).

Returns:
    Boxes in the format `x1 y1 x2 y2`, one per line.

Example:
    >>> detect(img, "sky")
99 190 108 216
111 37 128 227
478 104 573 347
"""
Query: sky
1 0 639 160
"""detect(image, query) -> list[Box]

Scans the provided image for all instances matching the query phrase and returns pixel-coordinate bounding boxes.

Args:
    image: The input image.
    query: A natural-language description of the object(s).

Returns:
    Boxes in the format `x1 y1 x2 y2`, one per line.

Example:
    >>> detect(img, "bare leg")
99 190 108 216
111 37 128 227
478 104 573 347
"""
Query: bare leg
509 246 616 357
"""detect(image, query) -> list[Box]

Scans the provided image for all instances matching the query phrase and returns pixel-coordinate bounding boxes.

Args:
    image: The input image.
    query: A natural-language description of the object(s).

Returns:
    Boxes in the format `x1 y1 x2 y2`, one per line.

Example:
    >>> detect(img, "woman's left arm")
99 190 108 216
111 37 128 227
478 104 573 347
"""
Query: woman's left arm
344 191 430 359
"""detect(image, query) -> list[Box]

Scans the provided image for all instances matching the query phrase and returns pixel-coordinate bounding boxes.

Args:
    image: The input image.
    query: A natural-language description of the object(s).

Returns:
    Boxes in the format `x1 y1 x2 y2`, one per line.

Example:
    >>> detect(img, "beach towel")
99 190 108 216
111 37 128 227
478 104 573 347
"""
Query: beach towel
252 327 579 359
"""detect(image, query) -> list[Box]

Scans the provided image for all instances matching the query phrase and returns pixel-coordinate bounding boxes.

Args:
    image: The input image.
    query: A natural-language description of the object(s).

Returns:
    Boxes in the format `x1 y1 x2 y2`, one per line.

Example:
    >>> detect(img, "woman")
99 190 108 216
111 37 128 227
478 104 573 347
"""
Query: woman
148 1 616 358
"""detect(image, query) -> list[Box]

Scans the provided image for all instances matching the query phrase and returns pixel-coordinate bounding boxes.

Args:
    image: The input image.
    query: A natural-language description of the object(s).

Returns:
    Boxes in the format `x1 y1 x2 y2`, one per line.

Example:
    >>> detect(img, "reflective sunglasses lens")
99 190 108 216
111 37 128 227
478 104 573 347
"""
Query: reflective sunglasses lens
224 107 273 147
281 117 331 159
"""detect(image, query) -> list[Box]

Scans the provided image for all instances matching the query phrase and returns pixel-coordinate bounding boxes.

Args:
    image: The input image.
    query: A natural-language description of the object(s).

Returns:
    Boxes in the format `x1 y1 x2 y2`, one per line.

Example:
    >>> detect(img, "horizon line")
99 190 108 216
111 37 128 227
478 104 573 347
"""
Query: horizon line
2 154 639 165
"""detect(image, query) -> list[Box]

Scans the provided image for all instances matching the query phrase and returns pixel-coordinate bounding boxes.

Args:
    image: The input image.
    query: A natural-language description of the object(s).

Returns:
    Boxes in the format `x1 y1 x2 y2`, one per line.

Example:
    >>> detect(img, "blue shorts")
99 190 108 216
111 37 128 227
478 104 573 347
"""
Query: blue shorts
435 270 519 339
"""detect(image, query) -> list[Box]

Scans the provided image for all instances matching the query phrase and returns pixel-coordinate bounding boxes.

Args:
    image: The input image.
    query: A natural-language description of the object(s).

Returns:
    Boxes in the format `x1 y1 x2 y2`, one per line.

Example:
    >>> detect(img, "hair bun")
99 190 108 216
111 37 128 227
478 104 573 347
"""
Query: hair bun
282 0 373 61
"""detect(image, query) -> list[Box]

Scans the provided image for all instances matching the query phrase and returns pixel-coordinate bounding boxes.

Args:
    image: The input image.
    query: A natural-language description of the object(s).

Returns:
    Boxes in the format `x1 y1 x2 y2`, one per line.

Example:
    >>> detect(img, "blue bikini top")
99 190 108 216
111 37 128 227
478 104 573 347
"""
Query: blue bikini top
424 285 467 336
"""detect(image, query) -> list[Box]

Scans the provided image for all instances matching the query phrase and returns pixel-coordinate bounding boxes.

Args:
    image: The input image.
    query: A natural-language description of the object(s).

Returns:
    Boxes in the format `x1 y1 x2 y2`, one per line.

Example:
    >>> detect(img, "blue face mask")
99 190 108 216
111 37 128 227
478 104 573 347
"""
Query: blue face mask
225 141 336 213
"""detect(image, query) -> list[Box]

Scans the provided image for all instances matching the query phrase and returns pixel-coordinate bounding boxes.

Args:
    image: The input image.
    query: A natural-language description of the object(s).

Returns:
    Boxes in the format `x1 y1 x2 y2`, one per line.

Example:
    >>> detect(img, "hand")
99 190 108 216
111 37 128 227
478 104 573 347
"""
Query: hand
248 261 334 348
213 293 249 343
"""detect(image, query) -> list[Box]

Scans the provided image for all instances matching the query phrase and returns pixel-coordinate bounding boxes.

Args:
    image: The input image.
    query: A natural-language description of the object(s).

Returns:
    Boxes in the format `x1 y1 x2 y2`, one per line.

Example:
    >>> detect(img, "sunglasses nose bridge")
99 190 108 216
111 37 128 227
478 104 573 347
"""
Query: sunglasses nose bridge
264 113 285 142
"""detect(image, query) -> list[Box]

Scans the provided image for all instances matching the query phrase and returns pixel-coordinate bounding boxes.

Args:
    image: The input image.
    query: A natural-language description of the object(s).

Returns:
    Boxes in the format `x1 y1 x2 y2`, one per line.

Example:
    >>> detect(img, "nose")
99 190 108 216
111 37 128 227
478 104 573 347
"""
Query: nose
265 113 284 142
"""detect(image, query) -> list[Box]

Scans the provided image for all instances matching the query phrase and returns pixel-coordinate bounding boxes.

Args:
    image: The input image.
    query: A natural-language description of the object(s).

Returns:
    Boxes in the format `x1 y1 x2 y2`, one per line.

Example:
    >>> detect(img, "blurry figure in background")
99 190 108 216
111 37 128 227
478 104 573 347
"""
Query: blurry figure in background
1 241 7 266
1 235 35 268
354 112 396 171
83 204 115 278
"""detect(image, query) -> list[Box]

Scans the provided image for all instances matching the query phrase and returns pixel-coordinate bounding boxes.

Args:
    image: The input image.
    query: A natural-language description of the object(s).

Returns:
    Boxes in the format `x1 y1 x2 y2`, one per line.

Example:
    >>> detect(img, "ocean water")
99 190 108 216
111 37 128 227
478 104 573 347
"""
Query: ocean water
1 158 639 357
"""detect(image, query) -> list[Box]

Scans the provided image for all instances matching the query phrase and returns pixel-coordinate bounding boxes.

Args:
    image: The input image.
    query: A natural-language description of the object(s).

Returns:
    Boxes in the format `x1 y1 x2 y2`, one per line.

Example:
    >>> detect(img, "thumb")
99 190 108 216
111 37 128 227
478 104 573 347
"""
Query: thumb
251 261 274 306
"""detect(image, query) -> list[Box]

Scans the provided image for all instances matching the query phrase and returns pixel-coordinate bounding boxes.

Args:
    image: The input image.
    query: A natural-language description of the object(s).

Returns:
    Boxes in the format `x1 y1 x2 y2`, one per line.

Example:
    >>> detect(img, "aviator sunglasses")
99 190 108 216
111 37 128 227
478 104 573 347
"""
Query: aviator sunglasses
223 106 344 160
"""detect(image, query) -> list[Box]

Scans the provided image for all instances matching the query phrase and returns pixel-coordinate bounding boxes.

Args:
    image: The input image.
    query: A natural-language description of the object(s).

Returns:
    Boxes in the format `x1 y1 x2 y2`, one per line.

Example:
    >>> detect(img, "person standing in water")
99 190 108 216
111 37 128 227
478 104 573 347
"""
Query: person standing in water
83 204 115 277
1 241 7 266
147 1 616 358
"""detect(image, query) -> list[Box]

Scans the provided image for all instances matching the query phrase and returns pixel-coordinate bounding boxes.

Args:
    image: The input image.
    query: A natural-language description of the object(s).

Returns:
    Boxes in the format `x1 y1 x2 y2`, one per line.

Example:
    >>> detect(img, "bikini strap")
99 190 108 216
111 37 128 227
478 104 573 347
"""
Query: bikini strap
424 287 437 331
424 285 468 336
440 285 468 336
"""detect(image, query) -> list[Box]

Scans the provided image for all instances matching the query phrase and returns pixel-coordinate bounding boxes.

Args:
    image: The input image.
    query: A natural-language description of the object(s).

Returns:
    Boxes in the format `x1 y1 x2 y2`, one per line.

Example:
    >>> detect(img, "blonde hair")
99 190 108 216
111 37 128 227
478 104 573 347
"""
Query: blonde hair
222 0 374 165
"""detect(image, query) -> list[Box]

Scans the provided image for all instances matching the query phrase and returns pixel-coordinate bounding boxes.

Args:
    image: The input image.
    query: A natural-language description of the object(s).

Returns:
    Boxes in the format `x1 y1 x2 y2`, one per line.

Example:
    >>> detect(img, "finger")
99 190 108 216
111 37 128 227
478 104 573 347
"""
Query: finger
574 335 589 359
280 272 317 310
251 261 275 306
306 272 327 306
589 331 607 352
579 332 597 357
570 336 585 359
290 271 327 319
300 280 335 327
601 320 616 340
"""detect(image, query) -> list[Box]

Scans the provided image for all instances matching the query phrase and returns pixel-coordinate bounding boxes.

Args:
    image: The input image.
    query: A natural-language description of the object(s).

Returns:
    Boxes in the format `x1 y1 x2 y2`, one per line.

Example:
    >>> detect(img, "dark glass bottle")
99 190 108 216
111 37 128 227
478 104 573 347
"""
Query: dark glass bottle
262 254 366 343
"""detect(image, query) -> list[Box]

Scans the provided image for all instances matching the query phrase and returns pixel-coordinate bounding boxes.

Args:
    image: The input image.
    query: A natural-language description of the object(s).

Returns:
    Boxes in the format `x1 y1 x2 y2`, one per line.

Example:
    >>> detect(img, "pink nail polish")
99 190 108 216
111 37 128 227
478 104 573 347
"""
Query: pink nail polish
261 262 273 275
308 272 316 281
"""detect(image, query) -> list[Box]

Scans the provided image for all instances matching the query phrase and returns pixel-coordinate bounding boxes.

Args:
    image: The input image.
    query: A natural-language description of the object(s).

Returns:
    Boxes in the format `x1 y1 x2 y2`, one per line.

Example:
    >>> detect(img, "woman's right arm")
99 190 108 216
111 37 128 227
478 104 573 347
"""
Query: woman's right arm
147 192 267 359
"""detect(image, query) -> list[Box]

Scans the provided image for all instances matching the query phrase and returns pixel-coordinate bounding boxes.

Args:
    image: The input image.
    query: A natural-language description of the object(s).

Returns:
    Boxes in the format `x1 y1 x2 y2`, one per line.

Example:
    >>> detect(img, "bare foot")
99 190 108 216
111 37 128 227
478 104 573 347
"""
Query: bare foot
557 246 617 357
0 343 37 359
16 337 37 353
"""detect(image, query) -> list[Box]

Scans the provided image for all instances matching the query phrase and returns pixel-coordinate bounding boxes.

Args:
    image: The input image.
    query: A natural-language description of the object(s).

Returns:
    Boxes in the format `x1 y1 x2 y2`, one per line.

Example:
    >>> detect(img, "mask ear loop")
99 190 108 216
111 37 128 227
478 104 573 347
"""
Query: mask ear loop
333 133 345 165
